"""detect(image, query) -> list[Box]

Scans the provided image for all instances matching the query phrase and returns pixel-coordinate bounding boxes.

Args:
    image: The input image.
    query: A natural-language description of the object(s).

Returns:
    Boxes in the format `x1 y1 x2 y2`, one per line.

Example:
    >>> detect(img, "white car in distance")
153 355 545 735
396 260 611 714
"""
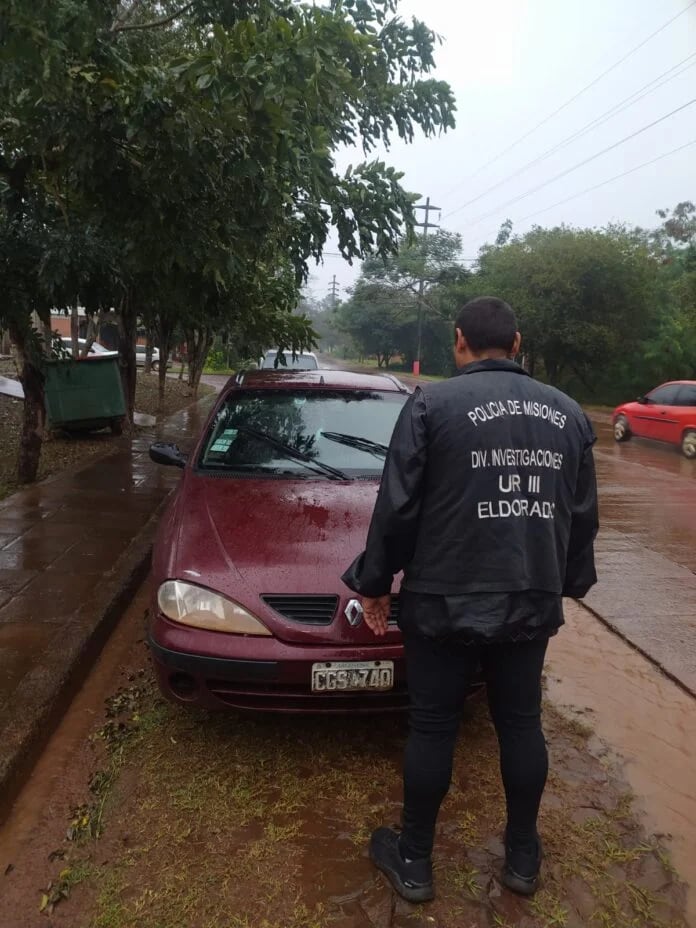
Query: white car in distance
260 349 319 371
59 338 117 358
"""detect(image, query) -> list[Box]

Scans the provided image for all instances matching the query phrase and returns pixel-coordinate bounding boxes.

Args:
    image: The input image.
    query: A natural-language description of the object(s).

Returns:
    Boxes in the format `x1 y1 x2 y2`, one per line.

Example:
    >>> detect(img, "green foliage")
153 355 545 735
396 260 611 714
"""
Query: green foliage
333 205 695 402
1 0 455 476
297 294 352 357
336 230 470 371
476 224 669 400
338 283 407 367
204 346 229 372
478 225 658 384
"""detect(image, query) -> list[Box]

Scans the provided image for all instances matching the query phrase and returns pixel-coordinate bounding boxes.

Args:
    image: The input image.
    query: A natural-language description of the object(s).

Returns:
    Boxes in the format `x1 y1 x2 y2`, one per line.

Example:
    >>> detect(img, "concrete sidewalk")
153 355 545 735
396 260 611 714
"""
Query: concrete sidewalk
0 397 215 816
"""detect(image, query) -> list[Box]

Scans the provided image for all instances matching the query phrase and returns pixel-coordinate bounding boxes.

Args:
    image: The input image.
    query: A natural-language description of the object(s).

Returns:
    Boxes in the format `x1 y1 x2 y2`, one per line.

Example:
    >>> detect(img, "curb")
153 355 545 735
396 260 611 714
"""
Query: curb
576 598 696 701
0 391 218 822
0 495 171 824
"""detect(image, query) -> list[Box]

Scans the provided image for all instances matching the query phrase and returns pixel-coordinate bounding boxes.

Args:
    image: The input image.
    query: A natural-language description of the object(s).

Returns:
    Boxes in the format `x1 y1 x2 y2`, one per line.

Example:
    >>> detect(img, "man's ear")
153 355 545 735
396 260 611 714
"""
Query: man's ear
455 327 467 353
510 331 522 357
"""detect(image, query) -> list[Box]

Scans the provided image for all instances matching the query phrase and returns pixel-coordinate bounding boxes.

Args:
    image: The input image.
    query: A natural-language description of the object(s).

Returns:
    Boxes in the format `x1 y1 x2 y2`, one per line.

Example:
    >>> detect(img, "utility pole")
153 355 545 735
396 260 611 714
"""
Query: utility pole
328 275 339 308
413 197 440 377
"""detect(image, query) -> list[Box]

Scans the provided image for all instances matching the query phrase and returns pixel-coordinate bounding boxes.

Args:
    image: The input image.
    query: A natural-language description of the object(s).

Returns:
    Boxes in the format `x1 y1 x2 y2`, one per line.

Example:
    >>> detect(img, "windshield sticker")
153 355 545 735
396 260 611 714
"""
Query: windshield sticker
210 428 238 452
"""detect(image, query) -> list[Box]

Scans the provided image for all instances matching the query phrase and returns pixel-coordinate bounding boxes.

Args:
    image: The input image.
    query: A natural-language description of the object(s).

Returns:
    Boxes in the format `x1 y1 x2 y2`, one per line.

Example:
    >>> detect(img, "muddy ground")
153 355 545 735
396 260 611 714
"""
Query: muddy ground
0 361 213 501
0 588 688 928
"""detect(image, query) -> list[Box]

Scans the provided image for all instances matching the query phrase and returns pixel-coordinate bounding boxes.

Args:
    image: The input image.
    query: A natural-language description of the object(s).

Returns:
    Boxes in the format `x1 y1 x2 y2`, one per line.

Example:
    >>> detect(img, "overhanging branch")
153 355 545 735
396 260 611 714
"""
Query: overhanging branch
111 0 196 33
110 0 146 31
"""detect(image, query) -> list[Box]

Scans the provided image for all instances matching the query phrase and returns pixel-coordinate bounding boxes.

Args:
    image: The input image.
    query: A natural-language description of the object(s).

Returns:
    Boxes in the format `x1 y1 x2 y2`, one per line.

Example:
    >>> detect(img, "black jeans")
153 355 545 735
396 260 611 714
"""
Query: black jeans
400 632 549 861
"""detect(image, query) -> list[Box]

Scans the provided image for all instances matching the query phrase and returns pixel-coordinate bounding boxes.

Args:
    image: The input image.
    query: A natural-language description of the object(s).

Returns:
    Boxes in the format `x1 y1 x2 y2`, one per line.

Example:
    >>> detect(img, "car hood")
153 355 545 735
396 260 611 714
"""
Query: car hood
167 474 390 643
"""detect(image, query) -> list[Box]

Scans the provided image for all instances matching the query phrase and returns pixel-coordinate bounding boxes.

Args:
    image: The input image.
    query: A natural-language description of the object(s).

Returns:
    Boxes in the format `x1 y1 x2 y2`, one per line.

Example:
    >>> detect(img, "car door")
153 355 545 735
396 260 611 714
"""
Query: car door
634 384 683 443
674 384 696 441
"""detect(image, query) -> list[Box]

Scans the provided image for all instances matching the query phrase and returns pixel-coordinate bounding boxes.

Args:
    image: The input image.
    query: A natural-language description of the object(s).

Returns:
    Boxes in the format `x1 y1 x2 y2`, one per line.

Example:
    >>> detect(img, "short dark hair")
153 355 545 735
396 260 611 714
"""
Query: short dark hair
454 296 518 353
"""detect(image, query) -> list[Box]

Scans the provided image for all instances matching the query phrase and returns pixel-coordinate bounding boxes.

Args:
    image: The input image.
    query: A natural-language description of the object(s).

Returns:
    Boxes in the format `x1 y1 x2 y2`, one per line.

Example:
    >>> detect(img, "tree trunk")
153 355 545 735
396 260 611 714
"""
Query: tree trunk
144 327 154 375
70 305 80 357
8 320 46 484
157 317 174 407
185 327 213 397
42 321 53 357
83 309 104 355
116 295 138 423
178 343 186 380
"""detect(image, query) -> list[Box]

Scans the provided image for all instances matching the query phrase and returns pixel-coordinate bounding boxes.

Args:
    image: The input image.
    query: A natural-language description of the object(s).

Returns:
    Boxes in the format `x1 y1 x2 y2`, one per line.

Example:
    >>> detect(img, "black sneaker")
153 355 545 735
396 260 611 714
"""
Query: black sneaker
369 827 434 903
502 832 542 896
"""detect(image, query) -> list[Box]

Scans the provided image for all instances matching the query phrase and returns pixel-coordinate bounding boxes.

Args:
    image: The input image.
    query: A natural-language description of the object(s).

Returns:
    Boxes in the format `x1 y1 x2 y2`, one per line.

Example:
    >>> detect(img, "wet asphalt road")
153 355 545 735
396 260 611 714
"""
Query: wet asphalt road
586 416 696 694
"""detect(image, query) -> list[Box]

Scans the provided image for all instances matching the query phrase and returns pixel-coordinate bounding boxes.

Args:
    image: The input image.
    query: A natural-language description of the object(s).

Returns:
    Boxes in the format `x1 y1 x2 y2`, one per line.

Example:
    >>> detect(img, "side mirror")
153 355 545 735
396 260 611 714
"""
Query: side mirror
636 395 647 405
149 442 188 468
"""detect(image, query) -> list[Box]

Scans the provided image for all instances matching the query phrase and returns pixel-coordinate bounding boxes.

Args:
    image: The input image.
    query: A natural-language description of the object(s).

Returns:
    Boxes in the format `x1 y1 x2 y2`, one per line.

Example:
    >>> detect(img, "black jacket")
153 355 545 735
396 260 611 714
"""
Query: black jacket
342 360 598 636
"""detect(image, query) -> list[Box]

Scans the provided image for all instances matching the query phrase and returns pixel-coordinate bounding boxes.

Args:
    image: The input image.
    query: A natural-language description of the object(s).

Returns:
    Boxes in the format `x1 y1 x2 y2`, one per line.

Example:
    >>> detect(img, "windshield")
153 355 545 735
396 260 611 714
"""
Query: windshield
262 352 318 371
198 389 407 478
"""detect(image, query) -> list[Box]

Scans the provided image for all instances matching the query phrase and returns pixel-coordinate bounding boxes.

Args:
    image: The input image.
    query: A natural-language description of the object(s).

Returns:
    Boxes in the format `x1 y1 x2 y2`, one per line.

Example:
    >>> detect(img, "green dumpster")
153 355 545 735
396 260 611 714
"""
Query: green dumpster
44 354 126 435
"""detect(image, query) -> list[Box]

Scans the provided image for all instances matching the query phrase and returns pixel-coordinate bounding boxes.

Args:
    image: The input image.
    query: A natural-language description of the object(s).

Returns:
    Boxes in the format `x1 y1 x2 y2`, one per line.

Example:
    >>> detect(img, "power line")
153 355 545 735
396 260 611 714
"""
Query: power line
516 138 696 225
440 0 696 200
442 52 696 219
460 137 696 250
446 97 696 228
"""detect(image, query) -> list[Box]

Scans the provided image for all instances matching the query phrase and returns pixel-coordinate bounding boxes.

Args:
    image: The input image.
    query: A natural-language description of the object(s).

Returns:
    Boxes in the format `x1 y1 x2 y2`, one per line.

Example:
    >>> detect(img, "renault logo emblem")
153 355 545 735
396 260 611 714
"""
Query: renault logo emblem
344 599 364 627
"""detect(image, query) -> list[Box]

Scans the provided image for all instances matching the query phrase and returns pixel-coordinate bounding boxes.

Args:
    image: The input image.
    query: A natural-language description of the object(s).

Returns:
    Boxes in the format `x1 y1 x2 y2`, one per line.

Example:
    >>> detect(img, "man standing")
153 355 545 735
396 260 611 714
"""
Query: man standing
342 296 598 902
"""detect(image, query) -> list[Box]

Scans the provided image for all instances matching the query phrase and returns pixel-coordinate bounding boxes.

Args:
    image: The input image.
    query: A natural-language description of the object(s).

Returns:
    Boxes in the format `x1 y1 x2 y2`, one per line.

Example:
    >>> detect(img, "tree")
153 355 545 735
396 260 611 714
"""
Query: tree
298 293 351 357
338 284 408 367
1 0 456 481
0 195 118 482
339 230 471 372
477 225 660 396
645 202 696 381
656 201 696 245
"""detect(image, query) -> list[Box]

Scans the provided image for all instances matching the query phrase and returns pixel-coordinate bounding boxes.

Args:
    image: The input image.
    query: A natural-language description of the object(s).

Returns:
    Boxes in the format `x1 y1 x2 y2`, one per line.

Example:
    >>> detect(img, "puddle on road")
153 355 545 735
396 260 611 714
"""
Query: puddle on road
548 600 696 923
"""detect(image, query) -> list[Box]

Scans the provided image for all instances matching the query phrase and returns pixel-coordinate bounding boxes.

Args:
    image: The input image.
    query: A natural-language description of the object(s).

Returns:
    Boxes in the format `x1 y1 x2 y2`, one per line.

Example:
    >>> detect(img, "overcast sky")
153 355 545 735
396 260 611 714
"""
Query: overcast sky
305 0 696 302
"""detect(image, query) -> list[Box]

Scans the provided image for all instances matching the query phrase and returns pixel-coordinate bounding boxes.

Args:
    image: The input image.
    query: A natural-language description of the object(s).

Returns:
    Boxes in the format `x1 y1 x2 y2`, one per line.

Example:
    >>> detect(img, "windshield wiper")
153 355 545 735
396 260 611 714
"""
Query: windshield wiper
321 431 389 458
233 426 351 481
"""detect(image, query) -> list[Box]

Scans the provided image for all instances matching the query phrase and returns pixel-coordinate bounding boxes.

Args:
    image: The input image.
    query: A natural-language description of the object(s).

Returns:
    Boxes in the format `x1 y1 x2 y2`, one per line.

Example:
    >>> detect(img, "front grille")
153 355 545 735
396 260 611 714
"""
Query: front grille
261 594 338 625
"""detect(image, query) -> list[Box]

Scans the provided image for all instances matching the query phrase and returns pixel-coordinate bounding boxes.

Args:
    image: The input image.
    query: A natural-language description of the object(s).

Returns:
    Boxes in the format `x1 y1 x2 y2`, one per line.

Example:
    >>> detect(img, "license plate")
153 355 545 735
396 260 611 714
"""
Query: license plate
311 660 394 693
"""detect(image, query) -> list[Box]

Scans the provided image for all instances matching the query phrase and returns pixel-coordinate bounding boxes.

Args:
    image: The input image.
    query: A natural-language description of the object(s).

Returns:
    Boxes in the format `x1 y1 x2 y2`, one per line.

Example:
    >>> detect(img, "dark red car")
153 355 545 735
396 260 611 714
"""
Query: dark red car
148 369 411 712
613 381 696 458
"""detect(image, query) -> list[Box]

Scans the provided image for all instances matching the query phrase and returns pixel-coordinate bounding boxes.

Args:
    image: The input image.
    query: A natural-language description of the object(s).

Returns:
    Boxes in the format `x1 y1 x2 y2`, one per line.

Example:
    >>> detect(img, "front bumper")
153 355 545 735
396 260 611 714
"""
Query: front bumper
148 630 408 714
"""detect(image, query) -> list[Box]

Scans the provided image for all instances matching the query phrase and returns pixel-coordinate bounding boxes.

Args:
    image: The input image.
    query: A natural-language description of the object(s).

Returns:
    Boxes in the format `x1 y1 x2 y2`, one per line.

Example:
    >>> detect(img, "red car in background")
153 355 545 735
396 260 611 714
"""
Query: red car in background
148 369 412 712
613 380 696 458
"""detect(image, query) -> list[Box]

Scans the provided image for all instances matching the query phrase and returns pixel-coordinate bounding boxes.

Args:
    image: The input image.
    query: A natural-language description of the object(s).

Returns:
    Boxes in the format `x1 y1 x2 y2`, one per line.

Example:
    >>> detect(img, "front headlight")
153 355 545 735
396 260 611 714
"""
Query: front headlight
158 580 272 636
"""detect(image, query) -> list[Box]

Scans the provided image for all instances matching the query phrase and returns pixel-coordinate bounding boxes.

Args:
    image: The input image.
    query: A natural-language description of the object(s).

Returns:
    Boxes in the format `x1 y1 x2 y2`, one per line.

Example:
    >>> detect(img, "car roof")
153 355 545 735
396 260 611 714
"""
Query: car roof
264 348 317 358
231 369 410 393
661 380 696 386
